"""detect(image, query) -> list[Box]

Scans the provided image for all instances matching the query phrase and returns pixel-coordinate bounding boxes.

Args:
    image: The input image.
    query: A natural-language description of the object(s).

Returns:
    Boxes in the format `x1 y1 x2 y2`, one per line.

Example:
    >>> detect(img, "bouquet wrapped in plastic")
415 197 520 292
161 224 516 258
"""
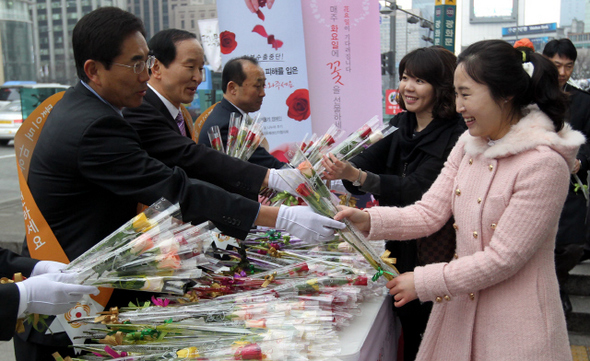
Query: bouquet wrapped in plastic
227 112 267 161
298 124 345 166
64 199 215 294
277 162 399 281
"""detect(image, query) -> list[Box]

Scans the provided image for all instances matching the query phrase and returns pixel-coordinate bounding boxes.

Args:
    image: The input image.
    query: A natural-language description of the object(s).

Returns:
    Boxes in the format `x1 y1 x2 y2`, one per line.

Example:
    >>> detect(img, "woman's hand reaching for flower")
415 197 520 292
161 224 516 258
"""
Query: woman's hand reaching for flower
386 272 418 307
334 205 371 232
322 153 356 181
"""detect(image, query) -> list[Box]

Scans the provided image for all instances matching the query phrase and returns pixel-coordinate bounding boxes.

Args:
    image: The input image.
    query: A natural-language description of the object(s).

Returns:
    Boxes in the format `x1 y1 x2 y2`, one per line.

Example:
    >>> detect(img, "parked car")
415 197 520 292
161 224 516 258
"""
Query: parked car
0 83 69 146
0 100 23 145
0 81 37 108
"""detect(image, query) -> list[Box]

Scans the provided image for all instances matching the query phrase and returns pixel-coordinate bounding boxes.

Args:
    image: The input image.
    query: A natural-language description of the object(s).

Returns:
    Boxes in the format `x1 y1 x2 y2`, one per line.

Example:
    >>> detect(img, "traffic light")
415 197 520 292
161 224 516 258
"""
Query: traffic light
381 51 395 75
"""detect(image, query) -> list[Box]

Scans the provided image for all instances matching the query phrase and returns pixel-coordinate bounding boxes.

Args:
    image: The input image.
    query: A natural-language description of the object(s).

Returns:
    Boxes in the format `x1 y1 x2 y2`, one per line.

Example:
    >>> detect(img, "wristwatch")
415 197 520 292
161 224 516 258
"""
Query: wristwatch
352 168 363 186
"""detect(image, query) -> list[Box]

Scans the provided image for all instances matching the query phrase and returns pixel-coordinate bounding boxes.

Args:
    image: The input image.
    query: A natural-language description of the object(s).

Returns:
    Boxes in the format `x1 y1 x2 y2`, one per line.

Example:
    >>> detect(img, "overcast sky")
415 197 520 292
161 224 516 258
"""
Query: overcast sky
395 0 562 49
398 0 561 26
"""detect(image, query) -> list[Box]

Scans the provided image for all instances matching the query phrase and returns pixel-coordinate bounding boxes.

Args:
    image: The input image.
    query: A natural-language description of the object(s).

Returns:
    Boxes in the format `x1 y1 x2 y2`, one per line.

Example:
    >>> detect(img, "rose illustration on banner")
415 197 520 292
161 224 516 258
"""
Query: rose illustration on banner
220 31 238 54
286 89 311 121
252 25 283 50
244 0 275 21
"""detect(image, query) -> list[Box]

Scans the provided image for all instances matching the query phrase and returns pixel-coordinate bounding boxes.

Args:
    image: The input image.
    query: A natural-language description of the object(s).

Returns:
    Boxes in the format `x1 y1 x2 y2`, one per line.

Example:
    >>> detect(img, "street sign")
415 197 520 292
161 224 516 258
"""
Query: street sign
385 89 402 115
434 0 456 53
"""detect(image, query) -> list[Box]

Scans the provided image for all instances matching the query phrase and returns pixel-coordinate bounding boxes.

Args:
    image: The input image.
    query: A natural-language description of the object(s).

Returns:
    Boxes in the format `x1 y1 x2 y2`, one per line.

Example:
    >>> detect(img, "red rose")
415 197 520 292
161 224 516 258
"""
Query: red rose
296 183 313 198
229 126 239 137
234 343 263 360
286 88 311 121
246 131 256 142
220 31 238 54
324 135 335 146
359 125 372 139
353 275 368 286
211 138 222 150
296 262 309 272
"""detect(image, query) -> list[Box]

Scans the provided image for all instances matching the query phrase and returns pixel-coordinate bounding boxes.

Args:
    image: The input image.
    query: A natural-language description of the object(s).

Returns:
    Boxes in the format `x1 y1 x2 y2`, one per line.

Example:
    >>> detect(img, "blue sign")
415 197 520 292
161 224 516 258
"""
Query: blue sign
502 23 557 37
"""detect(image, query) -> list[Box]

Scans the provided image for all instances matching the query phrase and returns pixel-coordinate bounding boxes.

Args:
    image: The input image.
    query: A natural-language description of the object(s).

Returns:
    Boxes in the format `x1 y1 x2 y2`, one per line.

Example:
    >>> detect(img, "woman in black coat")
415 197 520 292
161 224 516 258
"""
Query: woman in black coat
323 46 466 361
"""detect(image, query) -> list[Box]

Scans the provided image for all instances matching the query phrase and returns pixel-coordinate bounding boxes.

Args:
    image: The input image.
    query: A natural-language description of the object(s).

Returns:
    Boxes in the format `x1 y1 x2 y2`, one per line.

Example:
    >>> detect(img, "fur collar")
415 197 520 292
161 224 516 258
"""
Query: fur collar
461 105 585 170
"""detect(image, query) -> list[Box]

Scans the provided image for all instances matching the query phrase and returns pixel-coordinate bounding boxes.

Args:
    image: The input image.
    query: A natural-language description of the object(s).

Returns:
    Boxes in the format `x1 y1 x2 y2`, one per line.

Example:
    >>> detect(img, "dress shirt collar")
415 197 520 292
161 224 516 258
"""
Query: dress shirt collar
225 99 247 119
80 80 123 117
148 84 180 120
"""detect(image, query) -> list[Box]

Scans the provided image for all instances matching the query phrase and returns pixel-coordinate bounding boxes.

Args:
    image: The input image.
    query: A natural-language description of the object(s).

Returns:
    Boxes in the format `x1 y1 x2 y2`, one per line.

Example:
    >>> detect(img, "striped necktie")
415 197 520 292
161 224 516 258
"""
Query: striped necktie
175 110 187 137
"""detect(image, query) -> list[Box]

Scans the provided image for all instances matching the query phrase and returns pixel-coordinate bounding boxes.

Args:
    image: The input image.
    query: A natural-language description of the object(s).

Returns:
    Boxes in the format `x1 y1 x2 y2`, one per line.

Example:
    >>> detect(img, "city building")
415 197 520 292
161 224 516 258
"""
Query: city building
30 0 126 85
561 0 586 27
380 8 432 88
0 0 36 83
412 0 434 22
127 0 216 40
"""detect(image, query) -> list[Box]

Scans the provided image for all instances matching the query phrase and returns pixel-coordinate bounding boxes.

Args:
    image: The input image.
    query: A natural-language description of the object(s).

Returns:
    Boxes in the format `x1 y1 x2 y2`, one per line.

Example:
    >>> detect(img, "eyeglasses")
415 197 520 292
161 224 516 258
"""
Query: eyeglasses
112 55 156 74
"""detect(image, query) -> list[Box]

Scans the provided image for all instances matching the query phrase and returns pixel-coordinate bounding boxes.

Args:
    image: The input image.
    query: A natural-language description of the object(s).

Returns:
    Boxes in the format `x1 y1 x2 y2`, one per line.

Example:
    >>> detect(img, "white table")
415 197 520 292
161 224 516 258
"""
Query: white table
338 294 400 361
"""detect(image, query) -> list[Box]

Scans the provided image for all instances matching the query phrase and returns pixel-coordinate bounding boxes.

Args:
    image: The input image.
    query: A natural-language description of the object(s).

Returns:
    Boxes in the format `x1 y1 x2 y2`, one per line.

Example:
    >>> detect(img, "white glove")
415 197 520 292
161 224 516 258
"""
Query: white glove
16 272 99 316
30 260 68 277
268 168 300 195
276 205 345 243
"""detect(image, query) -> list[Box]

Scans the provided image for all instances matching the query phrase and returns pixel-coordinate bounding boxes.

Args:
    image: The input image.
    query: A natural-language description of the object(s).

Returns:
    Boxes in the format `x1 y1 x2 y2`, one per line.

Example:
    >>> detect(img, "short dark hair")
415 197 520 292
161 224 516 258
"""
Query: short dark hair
459 39 567 131
222 56 259 93
148 29 197 68
397 46 458 120
73 7 146 82
543 38 577 62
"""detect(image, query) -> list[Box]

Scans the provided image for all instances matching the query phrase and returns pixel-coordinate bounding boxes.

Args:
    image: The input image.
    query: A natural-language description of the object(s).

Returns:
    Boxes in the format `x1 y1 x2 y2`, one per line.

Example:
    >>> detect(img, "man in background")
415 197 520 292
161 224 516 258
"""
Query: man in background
197 56 285 169
543 38 590 316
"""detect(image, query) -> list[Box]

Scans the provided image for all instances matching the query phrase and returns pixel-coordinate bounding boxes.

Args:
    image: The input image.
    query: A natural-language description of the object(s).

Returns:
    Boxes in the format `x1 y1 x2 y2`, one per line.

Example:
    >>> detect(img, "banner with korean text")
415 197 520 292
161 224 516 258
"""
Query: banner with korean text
301 0 382 135
216 0 312 155
198 19 222 72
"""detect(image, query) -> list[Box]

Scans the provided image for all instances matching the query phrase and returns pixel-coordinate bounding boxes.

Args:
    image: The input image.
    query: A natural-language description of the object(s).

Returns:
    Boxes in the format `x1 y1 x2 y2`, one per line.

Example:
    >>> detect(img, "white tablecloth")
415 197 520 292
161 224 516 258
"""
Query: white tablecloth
338 294 401 361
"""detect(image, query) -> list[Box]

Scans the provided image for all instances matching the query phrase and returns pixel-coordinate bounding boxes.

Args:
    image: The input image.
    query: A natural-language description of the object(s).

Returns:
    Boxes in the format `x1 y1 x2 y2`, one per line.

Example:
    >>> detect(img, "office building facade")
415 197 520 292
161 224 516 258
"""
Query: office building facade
31 0 126 85
0 0 36 82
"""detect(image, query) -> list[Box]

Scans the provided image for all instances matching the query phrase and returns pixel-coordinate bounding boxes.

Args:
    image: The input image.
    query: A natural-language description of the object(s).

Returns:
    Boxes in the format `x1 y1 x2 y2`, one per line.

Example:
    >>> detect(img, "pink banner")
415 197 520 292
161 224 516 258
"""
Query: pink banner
301 0 382 135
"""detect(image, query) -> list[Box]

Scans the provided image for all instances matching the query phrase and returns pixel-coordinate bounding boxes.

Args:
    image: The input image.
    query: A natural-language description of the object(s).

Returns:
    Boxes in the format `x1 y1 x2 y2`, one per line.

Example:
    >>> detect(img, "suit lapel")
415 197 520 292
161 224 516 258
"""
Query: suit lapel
145 88 190 138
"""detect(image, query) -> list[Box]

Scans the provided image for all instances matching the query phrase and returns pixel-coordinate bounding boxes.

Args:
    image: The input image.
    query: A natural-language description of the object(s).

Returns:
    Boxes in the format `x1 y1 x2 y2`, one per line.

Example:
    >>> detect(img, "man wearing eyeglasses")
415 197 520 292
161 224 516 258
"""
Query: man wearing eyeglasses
16 8 343 361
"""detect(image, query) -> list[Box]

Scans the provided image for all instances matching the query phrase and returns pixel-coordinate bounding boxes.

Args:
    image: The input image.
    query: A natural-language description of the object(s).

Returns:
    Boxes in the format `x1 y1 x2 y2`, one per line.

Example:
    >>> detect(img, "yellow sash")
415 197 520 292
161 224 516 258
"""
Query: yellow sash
180 104 196 141
193 102 220 142
14 92 112 307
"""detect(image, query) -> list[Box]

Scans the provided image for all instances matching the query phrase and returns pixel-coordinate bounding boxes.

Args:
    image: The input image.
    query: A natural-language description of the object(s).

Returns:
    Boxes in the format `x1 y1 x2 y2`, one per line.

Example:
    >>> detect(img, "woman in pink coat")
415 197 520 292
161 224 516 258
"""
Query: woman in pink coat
335 40 584 360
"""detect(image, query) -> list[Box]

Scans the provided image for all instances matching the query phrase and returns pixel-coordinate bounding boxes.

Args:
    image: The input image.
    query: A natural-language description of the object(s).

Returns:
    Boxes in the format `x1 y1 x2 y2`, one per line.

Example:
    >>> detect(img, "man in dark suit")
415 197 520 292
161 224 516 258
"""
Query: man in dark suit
124 29 274 200
543 38 590 317
0 249 97 341
197 56 285 169
16 8 343 360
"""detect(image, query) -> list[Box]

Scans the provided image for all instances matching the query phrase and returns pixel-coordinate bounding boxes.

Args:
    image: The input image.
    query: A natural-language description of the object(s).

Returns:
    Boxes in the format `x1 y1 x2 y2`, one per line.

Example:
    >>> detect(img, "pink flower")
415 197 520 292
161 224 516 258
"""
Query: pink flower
156 253 181 269
151 296 170 307
130 234 154 255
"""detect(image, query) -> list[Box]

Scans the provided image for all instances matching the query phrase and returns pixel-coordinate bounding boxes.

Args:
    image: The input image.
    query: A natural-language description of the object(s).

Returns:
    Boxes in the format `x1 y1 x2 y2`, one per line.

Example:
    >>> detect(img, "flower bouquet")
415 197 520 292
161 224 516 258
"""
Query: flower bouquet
64 199 216 294
298 124 345 166
277 167 399 281
226 112 267 162
314 115 398 174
